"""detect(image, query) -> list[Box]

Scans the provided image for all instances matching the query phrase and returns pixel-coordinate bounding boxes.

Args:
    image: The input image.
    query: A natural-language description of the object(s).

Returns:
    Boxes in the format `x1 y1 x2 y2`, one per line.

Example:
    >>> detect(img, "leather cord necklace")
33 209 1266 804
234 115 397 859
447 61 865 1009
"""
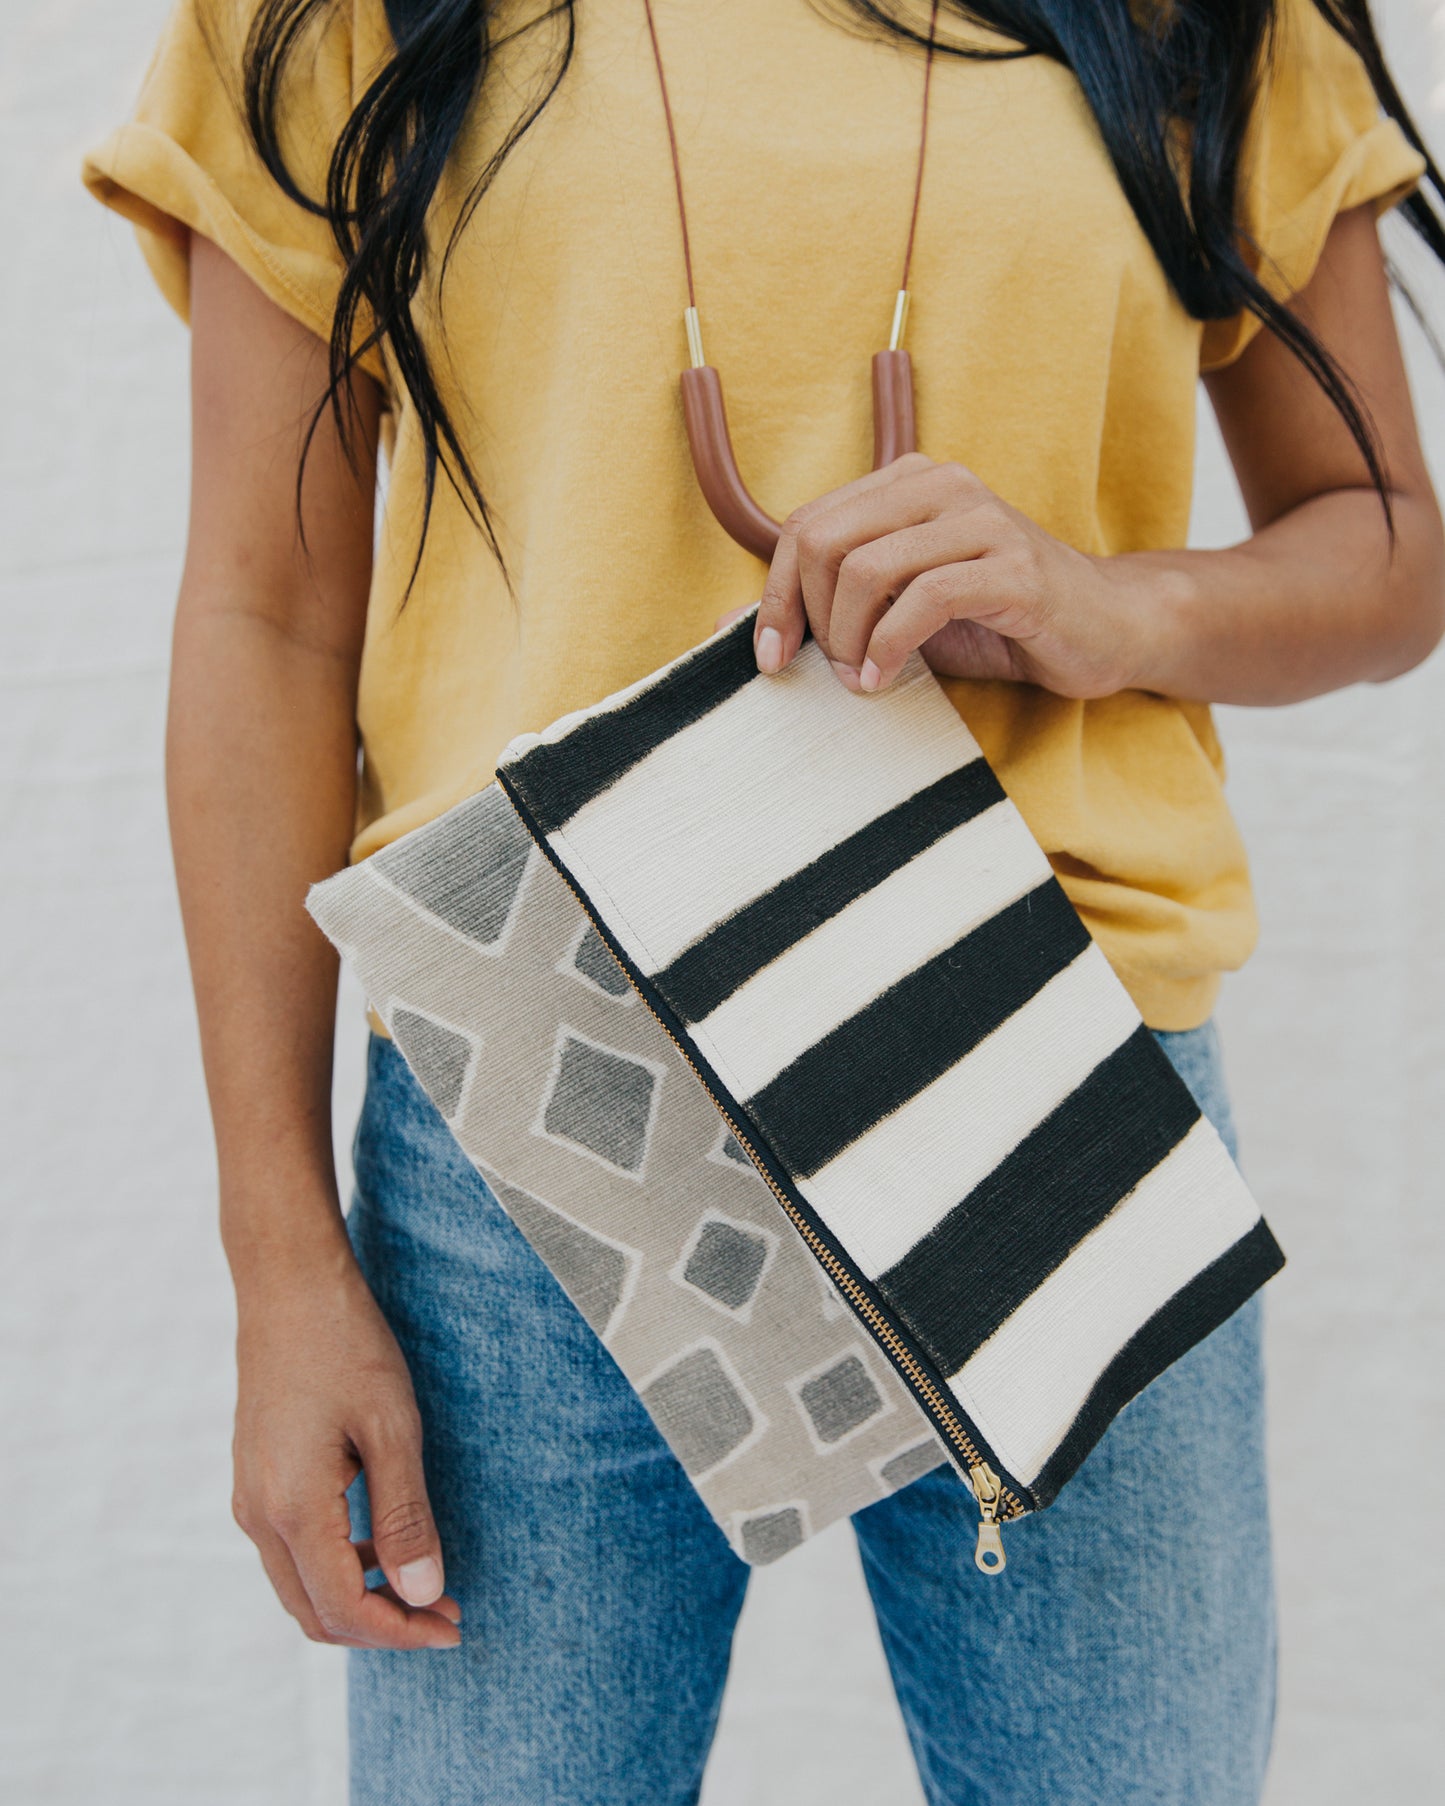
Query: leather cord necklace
641 0 941 560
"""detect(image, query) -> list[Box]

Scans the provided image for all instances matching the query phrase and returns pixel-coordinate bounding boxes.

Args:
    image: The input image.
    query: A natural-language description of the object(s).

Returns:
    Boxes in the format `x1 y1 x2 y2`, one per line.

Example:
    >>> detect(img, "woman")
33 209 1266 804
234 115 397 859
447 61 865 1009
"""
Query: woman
80 1 1442 1800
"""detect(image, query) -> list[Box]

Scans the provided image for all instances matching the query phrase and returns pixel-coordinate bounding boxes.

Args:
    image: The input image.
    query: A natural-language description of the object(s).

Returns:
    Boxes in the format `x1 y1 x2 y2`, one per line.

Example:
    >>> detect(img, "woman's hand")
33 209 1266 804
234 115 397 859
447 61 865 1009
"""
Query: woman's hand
724 210 1445 707
230 1230 462 1650
744 452 1145 698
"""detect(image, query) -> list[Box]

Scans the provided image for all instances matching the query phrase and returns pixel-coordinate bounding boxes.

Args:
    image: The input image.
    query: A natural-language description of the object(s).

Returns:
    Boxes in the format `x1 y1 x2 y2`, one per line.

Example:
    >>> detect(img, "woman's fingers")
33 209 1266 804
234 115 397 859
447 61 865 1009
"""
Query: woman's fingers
755 525 807 673
364 1575 464 1627
857 567 971 689
794 473 966 665
795 461 994 664
271 1466 460 1651
826 517 989 671
745 456 1038 688
246 1518 371 1647
243 1509 465 1650
286 1511 461 1650
354 1407 449 1610
860 559 1042 691
756 454 936 674
349 1539 462 1625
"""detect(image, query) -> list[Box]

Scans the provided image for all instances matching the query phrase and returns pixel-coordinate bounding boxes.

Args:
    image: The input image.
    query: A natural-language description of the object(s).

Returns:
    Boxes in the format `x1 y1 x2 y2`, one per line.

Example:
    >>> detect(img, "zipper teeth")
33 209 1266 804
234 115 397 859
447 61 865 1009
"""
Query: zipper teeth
498 782 1024 1525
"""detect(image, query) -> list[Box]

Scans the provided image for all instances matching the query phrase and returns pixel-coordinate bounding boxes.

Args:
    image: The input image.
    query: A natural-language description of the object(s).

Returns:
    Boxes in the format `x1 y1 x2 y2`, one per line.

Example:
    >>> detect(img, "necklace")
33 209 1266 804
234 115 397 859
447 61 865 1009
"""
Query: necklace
641 0 941 561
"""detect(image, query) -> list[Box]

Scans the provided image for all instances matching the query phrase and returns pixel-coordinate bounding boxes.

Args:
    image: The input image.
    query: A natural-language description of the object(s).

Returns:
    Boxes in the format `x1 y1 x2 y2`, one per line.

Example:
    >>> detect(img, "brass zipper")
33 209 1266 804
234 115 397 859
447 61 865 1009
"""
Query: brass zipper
498 778 1024 1571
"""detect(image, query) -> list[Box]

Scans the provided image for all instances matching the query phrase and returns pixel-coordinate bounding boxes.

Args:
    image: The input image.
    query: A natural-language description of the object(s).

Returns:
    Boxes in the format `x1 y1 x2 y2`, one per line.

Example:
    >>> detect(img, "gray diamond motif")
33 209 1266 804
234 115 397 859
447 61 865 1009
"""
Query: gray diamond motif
740 1508 805 1565
486 1172 634 1337
391 1009 473 1120
799 1353 884 1445
641 1347 754 1477
375 785 529 945
543 1035 657 1174
683 1220 769 1313
880 1440 947 1492
718 1132 752 1167
573 924 631 997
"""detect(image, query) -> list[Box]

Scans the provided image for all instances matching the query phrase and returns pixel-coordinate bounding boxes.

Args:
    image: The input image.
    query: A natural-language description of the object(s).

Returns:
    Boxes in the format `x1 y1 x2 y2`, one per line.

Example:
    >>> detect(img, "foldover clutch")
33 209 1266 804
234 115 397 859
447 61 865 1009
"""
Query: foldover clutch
309 606 1283 1573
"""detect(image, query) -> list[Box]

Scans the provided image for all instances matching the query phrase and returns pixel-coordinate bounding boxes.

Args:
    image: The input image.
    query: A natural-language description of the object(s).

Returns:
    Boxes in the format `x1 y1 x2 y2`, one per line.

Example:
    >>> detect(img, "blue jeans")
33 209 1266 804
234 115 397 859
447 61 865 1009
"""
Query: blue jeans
345 1020 1275 1804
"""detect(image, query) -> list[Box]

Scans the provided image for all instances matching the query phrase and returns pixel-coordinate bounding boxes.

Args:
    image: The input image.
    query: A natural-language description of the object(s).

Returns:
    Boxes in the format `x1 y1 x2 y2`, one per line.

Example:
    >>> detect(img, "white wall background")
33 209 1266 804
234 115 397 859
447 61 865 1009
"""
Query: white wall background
4 2 1444 1800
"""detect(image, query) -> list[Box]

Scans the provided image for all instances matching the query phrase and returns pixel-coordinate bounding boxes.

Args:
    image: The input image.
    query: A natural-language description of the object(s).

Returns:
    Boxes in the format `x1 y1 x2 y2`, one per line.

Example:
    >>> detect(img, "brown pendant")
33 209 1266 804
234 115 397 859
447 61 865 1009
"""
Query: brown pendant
643 0 937 565
679 348 919 564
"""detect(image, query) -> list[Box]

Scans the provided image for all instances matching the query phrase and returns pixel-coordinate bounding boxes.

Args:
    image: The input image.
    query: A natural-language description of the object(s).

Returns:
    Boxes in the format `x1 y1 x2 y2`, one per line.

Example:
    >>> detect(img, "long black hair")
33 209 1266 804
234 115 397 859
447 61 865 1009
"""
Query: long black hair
234 0 1445 601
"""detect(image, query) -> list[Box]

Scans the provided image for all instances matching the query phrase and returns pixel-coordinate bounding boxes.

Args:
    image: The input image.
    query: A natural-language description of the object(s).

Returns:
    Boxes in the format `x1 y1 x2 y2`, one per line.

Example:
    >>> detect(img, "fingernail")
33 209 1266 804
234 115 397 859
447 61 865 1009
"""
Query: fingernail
859 659 882 692
398 1556 443 1606
756 626 783 674
829 659 861 690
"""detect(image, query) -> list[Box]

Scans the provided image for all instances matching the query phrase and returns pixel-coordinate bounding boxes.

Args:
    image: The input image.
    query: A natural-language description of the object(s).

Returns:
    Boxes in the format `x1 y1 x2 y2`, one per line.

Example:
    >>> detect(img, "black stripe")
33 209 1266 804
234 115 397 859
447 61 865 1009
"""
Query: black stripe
745 878 1091 1179
1027 1216 1285 1508
500 615 760 832
654 760 1009 1024
877 1026 1202 1377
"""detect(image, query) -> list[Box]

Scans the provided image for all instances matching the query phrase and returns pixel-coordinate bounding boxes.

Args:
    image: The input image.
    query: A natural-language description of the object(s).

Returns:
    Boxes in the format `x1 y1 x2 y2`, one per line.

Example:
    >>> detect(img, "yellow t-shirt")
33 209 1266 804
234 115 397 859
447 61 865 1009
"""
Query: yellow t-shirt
80 0 1424 1030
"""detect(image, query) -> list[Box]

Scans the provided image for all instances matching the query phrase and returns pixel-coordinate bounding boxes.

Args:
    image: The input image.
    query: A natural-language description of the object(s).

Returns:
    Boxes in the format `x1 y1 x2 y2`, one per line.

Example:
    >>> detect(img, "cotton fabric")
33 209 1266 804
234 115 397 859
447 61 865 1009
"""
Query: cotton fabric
344 1018 1274 1804
79 0 1425 1028
484 612 1282 1506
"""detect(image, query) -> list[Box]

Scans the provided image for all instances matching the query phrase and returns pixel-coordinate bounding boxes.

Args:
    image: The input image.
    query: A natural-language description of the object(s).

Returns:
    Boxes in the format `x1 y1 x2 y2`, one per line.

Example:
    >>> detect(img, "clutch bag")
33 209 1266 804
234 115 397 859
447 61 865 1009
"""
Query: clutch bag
308 606 1284 1572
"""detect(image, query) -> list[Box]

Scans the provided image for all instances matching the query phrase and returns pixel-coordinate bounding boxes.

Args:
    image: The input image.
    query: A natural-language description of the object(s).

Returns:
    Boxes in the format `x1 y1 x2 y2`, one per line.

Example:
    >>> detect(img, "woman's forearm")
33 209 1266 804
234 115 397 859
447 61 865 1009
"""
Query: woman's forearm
174 236 459 1650
173 227 381 1299
1110 484 1445 706
167 596 363 1290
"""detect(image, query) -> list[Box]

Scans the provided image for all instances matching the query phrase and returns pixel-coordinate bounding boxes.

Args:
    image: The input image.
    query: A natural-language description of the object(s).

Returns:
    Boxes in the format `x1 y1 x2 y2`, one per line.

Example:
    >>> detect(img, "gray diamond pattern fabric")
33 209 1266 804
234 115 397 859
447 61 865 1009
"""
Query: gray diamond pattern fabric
307 786 945 1563
682 1218 771 1314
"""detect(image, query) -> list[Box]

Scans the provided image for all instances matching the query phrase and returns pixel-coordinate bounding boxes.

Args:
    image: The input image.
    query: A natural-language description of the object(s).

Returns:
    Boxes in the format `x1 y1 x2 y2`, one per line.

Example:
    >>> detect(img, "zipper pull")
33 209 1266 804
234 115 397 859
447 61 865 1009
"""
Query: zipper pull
969 1461 1007 1575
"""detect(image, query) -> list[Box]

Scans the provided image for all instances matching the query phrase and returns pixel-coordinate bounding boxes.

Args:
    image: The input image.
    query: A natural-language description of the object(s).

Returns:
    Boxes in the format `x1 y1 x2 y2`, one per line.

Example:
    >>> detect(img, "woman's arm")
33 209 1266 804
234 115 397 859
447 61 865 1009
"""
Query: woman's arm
747 202 1445 703
175 229 458 1650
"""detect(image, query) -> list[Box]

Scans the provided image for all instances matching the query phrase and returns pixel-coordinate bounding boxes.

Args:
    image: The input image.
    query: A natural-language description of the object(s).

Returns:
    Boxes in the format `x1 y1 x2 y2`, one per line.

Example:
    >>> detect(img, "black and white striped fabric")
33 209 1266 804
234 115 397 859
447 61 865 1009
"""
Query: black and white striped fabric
496 609 1284 1512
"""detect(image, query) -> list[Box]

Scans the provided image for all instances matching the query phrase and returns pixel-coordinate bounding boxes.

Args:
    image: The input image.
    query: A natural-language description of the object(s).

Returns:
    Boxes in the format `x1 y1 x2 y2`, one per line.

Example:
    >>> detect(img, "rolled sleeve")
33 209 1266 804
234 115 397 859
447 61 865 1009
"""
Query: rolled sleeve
79 0 387 385
1199 0 1427 372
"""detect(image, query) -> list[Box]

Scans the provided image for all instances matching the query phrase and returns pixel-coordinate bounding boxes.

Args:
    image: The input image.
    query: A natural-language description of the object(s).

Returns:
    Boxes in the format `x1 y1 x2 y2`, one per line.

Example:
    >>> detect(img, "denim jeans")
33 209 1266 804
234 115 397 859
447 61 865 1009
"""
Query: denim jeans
345 1019 1275 1804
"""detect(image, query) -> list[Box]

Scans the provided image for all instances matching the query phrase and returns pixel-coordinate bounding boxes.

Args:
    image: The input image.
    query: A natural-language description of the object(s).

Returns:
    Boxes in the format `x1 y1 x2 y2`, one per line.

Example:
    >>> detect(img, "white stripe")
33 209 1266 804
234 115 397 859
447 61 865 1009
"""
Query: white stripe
549 641 980 972
945 1117 1262 1488
796 944 1142 1278
684 798 1052 1102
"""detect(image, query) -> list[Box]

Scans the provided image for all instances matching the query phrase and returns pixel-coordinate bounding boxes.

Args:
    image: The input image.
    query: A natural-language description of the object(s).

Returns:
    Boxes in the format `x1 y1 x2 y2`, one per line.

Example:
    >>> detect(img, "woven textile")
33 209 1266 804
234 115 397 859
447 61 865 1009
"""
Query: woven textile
310 609 1284 1564
493 612 1285 1519
307 786 947 1564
